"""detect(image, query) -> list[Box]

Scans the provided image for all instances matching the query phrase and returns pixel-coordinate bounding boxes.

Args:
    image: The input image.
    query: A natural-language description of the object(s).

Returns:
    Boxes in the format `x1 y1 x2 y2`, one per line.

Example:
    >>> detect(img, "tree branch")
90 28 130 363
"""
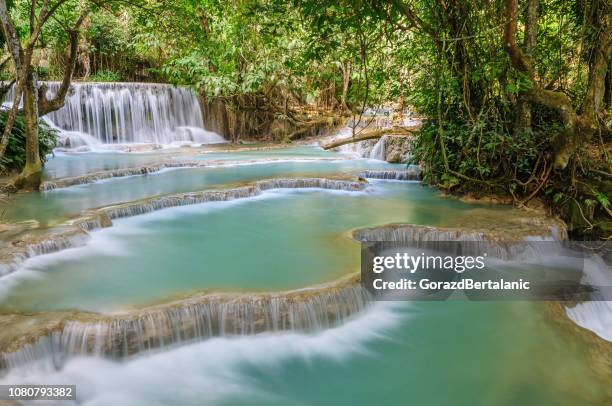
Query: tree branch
579 8 612 121
39 9 89 116
0 0 23 72
503 0 611 169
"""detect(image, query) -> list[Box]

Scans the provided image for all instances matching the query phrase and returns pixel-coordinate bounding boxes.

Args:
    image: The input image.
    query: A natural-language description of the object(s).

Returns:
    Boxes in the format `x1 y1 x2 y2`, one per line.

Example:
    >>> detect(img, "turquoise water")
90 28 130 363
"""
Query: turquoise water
189 146 344 161
0 146 608 405
44 146 343 179
7 159 398 225
44 151 178 179
227 301 604 406
1 182 487 312
0 302 604 405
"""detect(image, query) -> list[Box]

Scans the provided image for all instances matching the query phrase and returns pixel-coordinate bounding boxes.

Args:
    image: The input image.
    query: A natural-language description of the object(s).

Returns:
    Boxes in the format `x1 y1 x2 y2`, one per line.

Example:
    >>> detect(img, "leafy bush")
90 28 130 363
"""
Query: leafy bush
0 113 57 174
88 70 122 83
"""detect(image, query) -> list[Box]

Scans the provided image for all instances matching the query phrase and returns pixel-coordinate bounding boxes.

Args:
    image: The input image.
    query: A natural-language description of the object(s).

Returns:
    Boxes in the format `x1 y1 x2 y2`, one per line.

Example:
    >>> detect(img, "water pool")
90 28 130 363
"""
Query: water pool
0 302 605 406
1 182 495 312
43 146 345 180
1 147 608 406
6 150 399 225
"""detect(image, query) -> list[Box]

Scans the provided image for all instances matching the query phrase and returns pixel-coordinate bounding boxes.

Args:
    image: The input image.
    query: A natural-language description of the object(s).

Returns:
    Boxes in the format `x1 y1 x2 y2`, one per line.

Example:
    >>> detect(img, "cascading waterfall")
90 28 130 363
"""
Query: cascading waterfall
369 137 386 160
0 177 370 372
359 168 421 181
39 161 206 191
0 229 90 276
352 224 565 261
0 280 370 371
5 82 226 146
565 255 612 341
1 178 366 276
93 178 366 223
38 157 351 191
332 127 388 160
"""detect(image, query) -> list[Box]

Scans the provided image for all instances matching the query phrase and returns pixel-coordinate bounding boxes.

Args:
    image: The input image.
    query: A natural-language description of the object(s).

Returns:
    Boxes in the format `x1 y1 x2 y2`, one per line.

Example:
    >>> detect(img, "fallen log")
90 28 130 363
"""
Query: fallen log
322 127 415 150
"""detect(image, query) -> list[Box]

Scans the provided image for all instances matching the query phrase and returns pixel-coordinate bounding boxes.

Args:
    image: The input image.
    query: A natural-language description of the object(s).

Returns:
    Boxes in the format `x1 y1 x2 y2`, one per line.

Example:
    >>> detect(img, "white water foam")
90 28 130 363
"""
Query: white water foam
5 82 227 148
0 230 140 305
0 302 407 406
565 255 612 342
329 126 387 161
0 187 367 294
369 137 385 161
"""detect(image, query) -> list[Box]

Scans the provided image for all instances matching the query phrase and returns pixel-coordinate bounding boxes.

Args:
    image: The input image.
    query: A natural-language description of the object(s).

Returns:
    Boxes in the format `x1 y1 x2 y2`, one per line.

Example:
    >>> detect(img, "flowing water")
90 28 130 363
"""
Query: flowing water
0 83 609 404
0 302 605 406
5 151 397 224
1 182 490 312
369 137 385 160
43 150 179 179
6 82 226 146
1 147 609 405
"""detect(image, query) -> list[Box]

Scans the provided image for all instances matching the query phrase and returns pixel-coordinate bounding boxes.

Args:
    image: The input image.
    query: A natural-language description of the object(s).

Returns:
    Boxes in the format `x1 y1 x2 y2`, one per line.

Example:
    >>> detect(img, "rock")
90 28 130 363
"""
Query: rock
383 135 413 163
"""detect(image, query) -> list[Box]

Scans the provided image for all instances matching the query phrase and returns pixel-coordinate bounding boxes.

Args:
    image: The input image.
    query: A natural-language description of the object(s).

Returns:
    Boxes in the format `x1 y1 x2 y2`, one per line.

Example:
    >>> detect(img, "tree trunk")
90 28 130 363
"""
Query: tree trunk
605 65 611 109
503 0 611 169
514 0 538 133
341 61 351 111
18 72 42 188
322 128 415 150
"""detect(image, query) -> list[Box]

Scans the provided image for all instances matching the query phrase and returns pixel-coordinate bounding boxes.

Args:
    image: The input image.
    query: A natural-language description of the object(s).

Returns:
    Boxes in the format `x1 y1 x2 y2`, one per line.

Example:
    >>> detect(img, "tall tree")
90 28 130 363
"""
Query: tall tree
0 0 97 187
503 0 611 169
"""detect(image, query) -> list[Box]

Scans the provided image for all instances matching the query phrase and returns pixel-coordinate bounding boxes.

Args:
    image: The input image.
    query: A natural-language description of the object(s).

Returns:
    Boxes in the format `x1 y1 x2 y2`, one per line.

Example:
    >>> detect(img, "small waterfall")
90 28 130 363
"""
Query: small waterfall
359 168 421 181
353 224 488 243
369 137 385 160
39 161 206 191
352 224 566 261
0 230 89 276
565 255 612 342
2 178 367 275
40 157 352 191
337 139 376 158
173 127 226 145
6 82 226 145
0 279 370 371
332 127 388 160
95 178 366 223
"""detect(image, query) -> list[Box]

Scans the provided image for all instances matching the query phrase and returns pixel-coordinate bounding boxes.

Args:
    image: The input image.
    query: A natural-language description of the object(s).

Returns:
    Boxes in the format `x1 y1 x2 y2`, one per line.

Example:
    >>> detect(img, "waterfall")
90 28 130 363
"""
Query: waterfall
359 168 421 181
5 82 227 146
0 278 370 371
0 229 90 276
333 127 385 160
39 157 351 191
369 137 386 160
1 178 367 276
96 178 366 223
39 161 207 191
352 224 566 261
565 255 612 342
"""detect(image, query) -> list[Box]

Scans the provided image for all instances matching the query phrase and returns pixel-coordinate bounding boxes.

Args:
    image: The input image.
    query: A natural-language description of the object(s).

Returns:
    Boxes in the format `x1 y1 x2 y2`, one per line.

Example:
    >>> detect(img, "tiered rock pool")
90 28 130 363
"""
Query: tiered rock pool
5 148 396 224
1 180 498 313
0 145 609 405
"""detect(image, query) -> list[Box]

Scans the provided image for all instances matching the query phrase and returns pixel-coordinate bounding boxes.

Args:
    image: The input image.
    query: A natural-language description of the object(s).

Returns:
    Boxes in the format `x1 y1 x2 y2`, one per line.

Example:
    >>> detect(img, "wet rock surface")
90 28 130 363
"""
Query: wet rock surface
0 274 366 370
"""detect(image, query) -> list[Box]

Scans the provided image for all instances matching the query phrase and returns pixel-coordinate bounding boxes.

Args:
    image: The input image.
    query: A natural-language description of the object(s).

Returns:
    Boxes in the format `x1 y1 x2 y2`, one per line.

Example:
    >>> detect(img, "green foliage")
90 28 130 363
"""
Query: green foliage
88 70 122 82
0 113 57 174
87 12 129 55
595 192 610 210
413 119 544 194
397 0 611 238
